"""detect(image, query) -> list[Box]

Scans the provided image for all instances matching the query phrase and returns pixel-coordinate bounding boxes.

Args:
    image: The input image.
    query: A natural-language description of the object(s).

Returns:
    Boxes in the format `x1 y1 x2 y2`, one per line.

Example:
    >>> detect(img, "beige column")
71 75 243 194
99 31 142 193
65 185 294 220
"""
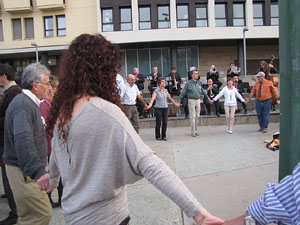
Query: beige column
170 0 177 29
131 0 139 30
208 0 215 27
246 0 254 28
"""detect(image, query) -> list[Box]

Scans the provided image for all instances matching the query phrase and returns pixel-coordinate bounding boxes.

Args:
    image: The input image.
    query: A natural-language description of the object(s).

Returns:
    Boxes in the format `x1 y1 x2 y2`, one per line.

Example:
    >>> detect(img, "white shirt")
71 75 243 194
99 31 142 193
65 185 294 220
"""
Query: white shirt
116 74 124 90
120 82 140 105
213 86 245 106
22 89 41 107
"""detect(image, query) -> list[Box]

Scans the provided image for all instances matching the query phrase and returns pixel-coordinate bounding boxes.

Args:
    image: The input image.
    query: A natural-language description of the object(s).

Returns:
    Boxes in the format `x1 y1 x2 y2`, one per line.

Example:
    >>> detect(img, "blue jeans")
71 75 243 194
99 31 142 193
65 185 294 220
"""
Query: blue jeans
256 98 272 129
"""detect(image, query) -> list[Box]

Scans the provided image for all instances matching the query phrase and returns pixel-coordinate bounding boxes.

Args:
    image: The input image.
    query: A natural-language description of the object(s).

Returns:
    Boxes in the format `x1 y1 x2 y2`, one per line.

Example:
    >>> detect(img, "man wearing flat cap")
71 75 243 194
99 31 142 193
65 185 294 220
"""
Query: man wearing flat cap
245 72 277 133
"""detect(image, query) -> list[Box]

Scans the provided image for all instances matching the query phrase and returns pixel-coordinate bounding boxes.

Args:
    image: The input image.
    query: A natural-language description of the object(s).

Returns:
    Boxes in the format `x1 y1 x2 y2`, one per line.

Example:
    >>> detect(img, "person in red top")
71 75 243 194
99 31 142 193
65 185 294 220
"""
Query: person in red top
40 75 62 208
245 72 277 133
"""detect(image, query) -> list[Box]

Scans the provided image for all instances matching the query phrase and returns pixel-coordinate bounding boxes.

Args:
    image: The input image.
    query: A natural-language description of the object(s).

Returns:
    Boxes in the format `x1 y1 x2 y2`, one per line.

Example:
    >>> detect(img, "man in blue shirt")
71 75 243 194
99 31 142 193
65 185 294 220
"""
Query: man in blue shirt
223 162 300 225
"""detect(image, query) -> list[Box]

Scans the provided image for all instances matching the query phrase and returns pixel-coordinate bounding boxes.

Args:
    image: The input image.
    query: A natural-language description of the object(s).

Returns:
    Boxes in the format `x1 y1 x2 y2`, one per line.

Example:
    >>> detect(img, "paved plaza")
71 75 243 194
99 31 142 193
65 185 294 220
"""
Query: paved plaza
0 123 280 225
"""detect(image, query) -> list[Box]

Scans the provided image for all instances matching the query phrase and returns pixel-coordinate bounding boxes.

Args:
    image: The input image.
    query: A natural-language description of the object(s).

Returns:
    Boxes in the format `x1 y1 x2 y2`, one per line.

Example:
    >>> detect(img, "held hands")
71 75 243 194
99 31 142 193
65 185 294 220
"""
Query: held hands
36 173 50 191
193 208 224 225
174 102 180 108
244 99 249 104
146 104 152 110
208 99 214 104
222 215 244 225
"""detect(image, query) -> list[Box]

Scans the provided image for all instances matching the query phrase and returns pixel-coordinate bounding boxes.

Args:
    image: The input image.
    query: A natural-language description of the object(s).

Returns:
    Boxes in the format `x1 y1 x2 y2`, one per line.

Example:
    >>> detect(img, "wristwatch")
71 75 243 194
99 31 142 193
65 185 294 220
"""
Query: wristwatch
244 210 257 225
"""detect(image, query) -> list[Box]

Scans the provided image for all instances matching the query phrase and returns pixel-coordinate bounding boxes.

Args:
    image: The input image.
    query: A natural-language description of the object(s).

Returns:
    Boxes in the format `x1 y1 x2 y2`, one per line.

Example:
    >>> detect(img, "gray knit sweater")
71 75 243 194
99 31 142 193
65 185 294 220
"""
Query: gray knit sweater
3 92 48 180
49 97 202 225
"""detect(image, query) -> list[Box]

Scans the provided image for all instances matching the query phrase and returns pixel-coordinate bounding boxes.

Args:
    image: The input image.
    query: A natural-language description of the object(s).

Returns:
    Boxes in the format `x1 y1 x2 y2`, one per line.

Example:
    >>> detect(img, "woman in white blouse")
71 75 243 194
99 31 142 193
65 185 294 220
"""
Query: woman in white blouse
209 77 245 134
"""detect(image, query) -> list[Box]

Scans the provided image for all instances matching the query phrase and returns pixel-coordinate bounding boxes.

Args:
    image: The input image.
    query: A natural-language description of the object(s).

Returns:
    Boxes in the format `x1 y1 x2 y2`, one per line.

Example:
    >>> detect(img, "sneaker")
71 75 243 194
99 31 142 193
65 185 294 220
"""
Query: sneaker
192 134 197 137
262 128 267 133
258 127 263 131
226 129 232 134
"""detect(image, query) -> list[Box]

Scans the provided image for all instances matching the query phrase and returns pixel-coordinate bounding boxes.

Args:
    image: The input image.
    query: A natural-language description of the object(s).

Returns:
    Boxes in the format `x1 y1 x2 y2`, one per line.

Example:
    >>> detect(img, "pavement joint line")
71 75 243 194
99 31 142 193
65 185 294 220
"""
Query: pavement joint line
179 162 278 181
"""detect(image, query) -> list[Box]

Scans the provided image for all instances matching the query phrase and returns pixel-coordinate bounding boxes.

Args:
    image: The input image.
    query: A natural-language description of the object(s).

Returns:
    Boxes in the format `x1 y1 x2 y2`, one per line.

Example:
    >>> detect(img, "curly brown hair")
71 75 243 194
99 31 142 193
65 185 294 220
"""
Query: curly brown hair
46 33 122 140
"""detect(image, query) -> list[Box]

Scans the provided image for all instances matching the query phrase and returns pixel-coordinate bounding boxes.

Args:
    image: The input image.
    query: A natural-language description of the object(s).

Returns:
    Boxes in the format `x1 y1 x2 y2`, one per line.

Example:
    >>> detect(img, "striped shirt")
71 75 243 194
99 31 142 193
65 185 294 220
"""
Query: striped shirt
248 162 300 225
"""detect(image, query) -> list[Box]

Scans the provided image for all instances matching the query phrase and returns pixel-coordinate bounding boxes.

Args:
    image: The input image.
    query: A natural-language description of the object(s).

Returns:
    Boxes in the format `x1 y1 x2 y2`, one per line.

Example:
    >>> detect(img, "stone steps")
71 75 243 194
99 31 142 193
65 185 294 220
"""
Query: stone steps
140 110 280 129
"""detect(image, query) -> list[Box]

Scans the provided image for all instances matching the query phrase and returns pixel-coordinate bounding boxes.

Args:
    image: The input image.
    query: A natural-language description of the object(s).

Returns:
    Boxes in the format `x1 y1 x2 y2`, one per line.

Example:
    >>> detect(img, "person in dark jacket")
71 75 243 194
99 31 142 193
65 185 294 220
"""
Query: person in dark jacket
147 67 162 96
0 63 21 225
3 63 53 225
166 67 181 96
207 65 222 89
233 75 247 114
227 63 240 79
204 78 220 117
133 67 145 119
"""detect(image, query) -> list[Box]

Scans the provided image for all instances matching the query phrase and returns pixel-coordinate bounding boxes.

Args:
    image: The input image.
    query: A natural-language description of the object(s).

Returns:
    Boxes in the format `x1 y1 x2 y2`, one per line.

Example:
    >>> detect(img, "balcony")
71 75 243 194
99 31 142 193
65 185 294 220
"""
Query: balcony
3 0 33 13
36 0 65 10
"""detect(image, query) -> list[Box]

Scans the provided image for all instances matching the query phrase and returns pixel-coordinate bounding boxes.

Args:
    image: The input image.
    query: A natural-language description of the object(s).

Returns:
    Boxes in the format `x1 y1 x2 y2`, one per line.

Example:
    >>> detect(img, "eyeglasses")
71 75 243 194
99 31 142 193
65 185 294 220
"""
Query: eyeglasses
37 82 51 86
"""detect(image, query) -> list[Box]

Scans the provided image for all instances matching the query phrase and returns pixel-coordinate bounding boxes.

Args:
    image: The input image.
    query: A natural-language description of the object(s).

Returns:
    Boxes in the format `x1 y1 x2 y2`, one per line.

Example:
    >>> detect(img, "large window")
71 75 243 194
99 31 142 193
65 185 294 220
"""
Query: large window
177 5 189 28
120 8 132 31
158 5 170 29
44 16 54 37
215 4 227 27
56 15 66 36
102 8 113 32
233 3 245 26
253 3 264 26
0 20 4 41
124 48 171 77
270 3 279 26
12 19 22 40
177 47 198 78
25 18 34 39
196 5 208 27
139 7 151 30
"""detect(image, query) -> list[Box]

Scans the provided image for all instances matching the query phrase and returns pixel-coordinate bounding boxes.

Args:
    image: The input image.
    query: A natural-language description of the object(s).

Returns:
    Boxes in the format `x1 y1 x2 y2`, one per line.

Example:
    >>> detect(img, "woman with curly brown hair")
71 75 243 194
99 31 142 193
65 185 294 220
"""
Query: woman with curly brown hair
46 34 223 225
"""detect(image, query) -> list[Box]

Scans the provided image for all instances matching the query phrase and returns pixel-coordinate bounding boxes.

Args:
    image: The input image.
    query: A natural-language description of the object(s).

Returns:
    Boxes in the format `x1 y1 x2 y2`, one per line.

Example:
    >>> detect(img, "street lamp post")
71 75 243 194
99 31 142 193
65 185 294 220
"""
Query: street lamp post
31 42 39 63
243 27 249 76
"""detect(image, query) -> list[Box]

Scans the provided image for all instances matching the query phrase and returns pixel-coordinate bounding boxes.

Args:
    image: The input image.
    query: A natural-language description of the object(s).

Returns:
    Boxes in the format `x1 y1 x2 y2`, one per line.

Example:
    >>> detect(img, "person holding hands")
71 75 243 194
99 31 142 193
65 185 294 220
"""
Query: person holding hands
209 77 245 134
147 78 180 141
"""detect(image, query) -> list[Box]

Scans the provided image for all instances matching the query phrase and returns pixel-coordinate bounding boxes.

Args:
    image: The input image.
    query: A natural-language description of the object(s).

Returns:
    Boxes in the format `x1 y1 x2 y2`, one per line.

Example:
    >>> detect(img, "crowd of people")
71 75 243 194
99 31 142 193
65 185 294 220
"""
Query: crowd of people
0 33 290 225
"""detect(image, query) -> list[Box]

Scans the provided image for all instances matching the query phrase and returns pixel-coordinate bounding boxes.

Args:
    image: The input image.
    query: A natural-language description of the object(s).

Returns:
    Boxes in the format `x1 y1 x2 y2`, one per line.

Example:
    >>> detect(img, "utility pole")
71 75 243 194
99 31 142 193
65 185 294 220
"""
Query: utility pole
279 0 300 180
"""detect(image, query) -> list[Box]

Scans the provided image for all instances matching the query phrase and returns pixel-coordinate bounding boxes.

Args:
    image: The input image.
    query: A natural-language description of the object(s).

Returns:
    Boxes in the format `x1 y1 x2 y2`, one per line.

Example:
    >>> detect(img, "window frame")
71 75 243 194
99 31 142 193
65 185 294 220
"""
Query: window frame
215 3 227 27
176 4 189 28
56 15 66 36
102 8 114 32
196 4 208 27
270 2 279 26
157 5 170 29
232 3 245 26
0 20 4 41
139 6 151 30
120 7 132 31
12 18 22 40
44 16 54 37
253 2 264 26
24 17 34 39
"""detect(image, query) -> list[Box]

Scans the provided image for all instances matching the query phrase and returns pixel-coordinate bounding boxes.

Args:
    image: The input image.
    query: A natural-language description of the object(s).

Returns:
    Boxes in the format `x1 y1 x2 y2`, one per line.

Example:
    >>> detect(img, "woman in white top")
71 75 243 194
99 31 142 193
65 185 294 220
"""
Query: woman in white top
209 77 245 134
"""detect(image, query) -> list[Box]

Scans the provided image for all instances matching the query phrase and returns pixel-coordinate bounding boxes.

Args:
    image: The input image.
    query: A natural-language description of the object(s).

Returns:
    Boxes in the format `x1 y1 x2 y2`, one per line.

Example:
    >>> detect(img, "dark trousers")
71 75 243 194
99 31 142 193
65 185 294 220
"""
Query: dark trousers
256 98 272 129
136 99 144 117
124 105 140 133
204 100 220 115
1 151 18 220
155 108 168 139
181 97 189 117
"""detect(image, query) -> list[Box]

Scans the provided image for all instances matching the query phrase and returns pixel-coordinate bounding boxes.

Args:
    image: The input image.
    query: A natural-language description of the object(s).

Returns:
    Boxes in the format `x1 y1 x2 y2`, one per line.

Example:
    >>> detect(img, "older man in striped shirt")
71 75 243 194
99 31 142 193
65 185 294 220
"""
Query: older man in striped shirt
224 161 300 225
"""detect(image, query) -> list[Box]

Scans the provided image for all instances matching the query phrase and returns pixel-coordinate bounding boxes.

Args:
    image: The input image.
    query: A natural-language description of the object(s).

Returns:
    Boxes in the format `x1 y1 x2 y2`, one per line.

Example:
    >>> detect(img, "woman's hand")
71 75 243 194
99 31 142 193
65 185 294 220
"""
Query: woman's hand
174 102 180 108
193 208 224 225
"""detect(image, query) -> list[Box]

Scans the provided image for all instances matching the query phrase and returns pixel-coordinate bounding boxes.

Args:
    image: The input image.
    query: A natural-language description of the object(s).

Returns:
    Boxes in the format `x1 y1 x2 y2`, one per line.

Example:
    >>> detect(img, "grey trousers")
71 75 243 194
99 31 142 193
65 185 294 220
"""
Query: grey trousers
124 104 140 133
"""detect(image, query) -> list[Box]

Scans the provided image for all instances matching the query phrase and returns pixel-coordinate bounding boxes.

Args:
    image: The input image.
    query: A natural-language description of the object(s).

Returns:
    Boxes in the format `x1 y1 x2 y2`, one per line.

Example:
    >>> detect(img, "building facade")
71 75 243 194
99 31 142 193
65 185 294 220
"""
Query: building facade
0 0 279 82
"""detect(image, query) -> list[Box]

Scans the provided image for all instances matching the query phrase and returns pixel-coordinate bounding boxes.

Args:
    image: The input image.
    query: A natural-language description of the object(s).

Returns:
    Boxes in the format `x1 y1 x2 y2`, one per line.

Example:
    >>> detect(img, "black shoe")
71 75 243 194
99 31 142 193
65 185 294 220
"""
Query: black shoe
0 216 18 225
155 137 161 141
162 137 167 141
185 115 189 119
216 113 220 117
50 200 60 208
0 194 6 199
244 110 247 114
